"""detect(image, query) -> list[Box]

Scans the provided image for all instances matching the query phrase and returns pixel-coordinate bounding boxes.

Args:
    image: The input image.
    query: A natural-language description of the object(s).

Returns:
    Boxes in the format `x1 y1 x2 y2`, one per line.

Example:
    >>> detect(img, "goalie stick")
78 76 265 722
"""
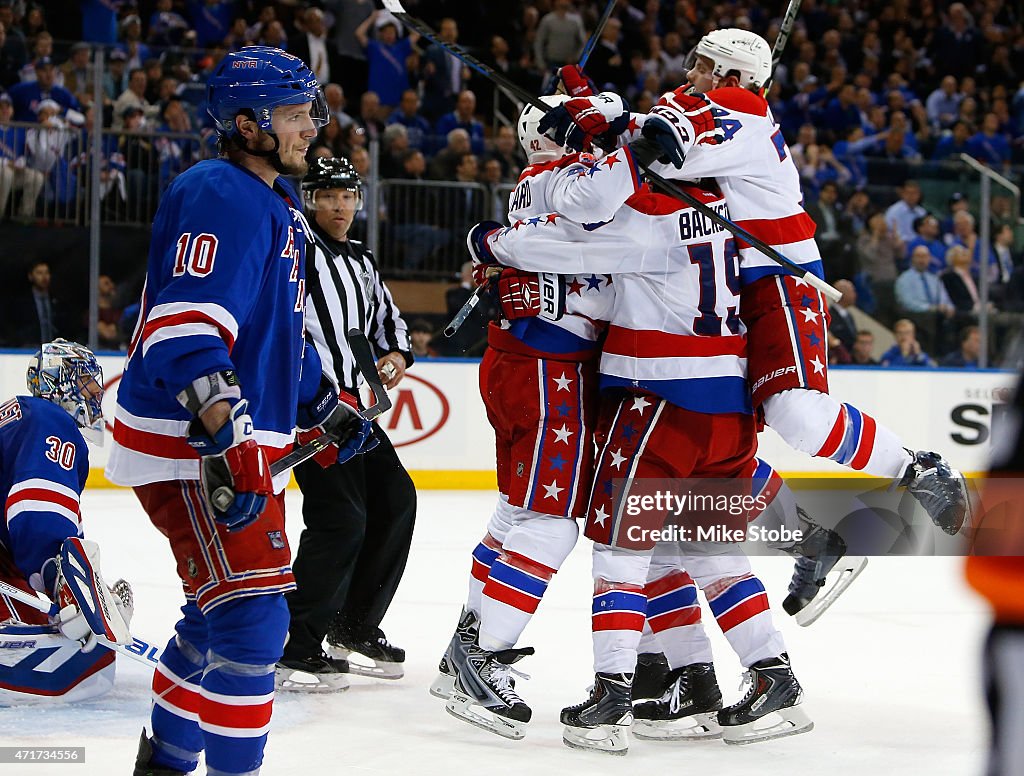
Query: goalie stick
0 580 164 669
378 0 841 303
269 328 392 477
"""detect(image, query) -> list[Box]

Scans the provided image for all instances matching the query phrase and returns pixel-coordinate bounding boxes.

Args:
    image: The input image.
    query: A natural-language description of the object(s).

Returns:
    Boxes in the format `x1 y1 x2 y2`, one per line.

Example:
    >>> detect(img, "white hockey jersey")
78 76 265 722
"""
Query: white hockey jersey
488 153 615 361
635 86 823 286
486 167 749 415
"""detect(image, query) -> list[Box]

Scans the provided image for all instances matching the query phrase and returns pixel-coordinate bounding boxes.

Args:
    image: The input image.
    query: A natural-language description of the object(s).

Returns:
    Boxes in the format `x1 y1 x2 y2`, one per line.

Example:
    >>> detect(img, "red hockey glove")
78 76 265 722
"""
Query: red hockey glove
538 92 630 151
653 89 723 147
558 64 597 97
188 400 273 531
496 269 566 321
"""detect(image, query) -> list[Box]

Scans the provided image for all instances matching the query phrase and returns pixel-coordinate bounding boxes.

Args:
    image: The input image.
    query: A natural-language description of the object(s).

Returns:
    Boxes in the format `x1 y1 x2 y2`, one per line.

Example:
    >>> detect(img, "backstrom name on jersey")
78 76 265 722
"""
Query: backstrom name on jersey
678 201 730 240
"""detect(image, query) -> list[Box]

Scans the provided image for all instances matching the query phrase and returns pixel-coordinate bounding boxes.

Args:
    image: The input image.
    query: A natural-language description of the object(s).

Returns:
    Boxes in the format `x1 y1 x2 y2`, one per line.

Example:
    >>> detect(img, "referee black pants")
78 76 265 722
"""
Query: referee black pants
284 426 417 660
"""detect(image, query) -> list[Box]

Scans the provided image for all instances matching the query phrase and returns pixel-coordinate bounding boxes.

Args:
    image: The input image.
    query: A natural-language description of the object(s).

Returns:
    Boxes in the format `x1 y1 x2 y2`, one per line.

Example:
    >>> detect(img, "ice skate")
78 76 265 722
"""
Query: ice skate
783 518 868 626
430 607 479 699
327 623 405 679
561 672 634 755
275 651 350 693
898 450 969 535
633 662 723 740
445 644 534 740
632 651 669 701
133 730 187 776
718 653 813 744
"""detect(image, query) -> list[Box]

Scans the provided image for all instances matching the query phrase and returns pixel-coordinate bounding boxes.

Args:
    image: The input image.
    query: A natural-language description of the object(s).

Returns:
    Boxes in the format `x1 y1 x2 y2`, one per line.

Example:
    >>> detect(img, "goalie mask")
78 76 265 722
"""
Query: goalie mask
27 339 105 445
686 28 772 91
302 156 364 212
518 94 572 163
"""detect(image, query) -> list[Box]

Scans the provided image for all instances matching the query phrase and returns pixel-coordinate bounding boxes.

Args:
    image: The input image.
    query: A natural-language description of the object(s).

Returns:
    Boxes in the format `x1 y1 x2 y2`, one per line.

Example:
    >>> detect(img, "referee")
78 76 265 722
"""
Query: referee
278 157 417 691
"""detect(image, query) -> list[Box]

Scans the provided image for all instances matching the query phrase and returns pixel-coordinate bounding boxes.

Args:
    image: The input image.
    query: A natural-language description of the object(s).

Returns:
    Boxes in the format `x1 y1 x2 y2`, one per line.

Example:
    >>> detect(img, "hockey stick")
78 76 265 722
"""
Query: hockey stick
0 580 164 668
444 282 487 338
763 0 804 94
379 0 840 303
579 0 618 68
269 329 392 477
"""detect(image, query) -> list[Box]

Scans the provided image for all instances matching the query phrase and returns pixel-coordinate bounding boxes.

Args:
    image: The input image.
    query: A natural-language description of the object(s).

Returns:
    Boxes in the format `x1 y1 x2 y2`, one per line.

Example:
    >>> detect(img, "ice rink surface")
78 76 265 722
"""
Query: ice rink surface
0 489 990 775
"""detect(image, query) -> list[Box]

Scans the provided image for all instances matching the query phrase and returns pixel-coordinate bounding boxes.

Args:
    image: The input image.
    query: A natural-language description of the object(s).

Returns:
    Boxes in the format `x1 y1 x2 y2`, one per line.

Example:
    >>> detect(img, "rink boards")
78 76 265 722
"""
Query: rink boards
0 353 1013 488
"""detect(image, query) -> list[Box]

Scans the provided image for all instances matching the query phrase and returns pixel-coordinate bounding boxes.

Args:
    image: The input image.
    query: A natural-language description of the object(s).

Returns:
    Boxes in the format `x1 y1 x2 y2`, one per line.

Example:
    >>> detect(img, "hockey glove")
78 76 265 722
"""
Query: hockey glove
44 538 132 651
631 90 723 168
538 92 630 152
188 399 272 531
467 220 504 286
558 64 597 97
496 269 566 321
628 113 688 169
296 390 378 469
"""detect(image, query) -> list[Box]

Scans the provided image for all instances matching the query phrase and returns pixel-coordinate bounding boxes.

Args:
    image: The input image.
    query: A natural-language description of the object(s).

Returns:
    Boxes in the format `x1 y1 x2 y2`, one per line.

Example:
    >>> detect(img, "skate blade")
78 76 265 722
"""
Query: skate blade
633 712 722 741
562 719 632 755
429 672 455 700
445 690 527 740
795 556 868 627
722 705 813 745
327 647 404 679
275 668 350 694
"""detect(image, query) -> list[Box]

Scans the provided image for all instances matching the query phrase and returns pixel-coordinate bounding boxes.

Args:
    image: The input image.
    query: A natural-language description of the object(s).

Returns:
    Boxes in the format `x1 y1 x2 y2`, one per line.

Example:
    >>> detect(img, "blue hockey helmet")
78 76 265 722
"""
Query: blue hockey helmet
26 339 105 445
206 46 329 137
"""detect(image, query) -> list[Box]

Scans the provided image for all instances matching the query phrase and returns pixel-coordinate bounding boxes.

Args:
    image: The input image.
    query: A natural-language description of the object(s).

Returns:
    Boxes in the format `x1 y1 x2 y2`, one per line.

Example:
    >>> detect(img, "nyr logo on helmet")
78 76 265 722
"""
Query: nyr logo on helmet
232 60 259 69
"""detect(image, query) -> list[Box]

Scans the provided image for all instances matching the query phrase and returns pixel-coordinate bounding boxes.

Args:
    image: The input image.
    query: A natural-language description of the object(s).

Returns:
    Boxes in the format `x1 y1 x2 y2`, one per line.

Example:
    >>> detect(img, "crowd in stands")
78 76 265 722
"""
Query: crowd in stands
0 0 1021 364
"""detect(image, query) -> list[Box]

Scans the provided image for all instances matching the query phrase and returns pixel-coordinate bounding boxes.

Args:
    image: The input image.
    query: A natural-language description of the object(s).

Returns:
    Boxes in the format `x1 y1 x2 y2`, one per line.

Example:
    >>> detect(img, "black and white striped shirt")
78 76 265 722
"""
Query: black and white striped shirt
304 224 412 396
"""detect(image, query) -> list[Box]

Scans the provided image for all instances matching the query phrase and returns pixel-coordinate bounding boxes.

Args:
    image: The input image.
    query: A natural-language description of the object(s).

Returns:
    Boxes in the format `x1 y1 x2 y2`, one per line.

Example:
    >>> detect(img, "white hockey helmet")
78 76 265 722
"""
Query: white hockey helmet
517 94 572 163
694 28 772 90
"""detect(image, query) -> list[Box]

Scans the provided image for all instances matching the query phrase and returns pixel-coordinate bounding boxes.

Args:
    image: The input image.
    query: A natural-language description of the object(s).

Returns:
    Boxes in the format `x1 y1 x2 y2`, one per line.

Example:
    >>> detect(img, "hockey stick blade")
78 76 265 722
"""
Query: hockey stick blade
380 0 839 303
270 331 392 478
794 556 868 627
444 284 485 337
0 580 163 668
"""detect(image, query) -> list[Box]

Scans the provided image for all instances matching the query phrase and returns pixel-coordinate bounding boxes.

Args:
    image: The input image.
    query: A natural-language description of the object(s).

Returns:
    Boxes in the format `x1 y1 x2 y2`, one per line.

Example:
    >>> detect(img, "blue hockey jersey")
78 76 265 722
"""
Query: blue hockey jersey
0 397 87 583
106 159 308 491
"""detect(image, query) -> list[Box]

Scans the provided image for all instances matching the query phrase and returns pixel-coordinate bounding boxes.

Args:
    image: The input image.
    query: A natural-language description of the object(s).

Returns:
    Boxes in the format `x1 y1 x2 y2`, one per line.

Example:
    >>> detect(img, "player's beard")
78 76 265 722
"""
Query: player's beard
275 149 309 177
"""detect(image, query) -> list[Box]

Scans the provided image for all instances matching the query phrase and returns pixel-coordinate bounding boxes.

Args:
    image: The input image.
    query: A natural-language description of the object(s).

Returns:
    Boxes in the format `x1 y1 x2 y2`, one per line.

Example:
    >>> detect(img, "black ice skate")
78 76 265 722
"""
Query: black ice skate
133 730 187 776
561 672 634 755
275 651 350 693
430 607 479 699
783 516 868 626
445 644 534 740
633 662 724 740
899 450 969 535
717 653 813 745
327 622 405 680
632 651 669 701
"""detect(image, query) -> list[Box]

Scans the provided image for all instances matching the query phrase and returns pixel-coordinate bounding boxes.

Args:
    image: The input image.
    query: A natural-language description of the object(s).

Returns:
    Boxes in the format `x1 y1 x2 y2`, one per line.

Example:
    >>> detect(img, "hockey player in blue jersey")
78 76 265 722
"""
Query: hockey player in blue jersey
0 340 133 704
106 47 372 776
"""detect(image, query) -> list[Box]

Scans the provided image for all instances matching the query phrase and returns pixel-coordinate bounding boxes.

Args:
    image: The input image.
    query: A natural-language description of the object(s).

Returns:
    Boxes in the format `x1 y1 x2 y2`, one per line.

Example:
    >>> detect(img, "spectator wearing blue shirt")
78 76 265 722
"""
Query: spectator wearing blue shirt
82 0 120 45
925 76 963 130
433 90 485 156
115 15 151 68
819 84 861 142
932 120 972 161
881 318 936 367
896 246 956 314
386 89 431 151
357 13 417 110
832 126 885 188
939 325 981 367
966 112 1011 170
8 59 79 123
0 92 43 219
905 215 947 273
185 0 236 47
885 179 927 245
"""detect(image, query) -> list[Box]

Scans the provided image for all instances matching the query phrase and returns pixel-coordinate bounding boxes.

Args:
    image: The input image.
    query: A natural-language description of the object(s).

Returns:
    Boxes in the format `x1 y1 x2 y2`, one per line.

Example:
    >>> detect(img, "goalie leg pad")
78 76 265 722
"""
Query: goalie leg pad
0 622 115 703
